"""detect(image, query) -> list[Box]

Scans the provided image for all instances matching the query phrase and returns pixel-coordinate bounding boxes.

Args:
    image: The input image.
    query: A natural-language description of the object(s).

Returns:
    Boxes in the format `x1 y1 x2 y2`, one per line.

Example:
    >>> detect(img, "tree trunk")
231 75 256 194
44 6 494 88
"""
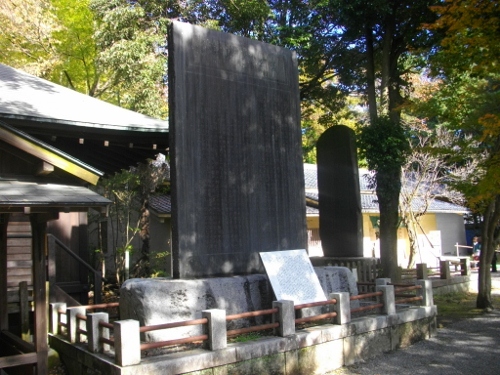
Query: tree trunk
377 167 402 282
380 15 394 111
365 23 378 124
406 219 419 269
132 196 151 278
477 196 500 309
477 254 492 309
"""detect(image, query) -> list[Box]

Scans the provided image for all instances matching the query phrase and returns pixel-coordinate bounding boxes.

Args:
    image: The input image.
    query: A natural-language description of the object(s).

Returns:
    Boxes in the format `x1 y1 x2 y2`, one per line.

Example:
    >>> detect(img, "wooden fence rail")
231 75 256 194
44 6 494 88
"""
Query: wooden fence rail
49 278 434 367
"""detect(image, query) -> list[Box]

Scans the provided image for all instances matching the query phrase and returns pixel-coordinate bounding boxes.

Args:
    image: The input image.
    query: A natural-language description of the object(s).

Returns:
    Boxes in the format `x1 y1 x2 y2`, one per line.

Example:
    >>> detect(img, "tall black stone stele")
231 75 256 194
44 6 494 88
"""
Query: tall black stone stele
168 22 307 278
317 125 363 257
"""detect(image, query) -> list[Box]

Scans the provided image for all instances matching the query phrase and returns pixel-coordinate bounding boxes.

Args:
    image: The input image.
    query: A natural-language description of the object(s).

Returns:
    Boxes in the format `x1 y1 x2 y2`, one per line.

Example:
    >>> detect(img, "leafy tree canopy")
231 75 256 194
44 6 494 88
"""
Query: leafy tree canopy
423 0 500 309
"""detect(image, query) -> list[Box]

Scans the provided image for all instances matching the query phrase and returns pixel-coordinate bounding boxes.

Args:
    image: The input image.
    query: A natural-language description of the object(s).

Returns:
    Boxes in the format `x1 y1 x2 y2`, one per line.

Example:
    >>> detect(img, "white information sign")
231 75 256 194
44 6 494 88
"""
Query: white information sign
259 249 326 304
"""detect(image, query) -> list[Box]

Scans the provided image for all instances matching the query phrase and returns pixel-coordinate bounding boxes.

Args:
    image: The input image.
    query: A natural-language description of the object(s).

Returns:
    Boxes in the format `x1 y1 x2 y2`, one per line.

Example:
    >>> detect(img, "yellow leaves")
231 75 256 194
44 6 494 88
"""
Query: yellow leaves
480 114 500 140
428 0 500 72
467 150 500 211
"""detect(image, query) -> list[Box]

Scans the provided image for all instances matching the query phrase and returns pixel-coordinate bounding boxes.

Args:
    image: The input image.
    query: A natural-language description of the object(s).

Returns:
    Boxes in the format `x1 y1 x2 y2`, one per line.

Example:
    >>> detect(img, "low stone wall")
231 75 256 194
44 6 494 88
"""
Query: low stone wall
49 305 437 375
431 275 474 295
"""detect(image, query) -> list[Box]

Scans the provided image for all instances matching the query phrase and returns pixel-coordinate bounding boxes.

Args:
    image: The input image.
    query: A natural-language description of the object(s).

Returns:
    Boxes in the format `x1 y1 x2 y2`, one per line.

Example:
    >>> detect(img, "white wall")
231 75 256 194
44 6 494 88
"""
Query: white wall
435 213 467 256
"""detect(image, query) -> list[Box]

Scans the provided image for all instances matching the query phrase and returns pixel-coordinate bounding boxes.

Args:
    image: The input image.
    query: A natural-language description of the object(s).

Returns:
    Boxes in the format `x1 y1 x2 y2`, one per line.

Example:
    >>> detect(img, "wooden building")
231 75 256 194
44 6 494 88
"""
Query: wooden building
0 121 110 373
0 63 168 374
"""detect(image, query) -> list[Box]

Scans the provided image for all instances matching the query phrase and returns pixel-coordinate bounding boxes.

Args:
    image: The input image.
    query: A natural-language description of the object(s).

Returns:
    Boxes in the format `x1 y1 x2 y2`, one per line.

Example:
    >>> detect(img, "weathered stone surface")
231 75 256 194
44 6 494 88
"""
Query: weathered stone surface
213 353 285 375
391 319 431 350
297 340 344 375
168 21 306 278
120 267 358 342
317 125 363 257
120 275 273 341
343 327 392 366
314 266 358 297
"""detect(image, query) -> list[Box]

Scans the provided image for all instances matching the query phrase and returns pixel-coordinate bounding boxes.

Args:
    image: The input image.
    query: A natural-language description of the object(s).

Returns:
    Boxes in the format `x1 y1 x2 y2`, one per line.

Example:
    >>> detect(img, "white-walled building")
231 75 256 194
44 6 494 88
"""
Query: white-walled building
304 164 469 268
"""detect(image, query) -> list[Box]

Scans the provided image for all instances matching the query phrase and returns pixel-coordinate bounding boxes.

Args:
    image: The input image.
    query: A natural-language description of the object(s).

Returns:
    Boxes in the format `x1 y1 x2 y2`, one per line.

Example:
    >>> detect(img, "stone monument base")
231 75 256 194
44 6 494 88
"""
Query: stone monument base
120 267 358 342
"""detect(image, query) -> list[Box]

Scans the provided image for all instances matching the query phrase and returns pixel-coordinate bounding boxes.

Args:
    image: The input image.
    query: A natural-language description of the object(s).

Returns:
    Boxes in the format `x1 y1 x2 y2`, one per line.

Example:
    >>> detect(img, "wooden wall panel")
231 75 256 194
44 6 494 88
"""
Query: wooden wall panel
6 214 32 307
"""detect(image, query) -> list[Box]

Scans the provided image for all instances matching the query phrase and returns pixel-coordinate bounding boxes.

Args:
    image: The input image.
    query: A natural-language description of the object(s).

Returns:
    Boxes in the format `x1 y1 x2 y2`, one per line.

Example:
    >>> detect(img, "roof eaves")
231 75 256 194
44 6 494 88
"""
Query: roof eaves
0 113 169 133
0 121 103 184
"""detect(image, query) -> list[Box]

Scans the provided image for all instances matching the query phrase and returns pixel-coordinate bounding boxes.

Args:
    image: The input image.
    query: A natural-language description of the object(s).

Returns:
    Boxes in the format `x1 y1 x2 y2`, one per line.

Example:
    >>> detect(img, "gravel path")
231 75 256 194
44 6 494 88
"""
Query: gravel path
327 271 500 375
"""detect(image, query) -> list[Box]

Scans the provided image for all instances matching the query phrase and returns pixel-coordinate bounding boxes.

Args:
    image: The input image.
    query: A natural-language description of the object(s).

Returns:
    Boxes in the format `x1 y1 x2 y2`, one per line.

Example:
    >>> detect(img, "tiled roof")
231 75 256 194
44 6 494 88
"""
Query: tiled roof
150 164 469 217
304 163 318 190
0 63 168 132
0 179 111 208
0 64 169 175
304 164 468 214
149 194 171 215
306 205 318 214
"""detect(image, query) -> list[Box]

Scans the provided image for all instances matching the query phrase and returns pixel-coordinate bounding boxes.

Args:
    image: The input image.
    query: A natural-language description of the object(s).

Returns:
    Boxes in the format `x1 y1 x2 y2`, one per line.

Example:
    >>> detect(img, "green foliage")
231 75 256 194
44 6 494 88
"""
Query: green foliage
0 0 169 119
422 0 500 309
228 331 265 343
90 0 168 118
358 116 410 173
49 0 97 92
116 241 136 255
219 0 271 39
301 95 360 163
93 154 170 283
149 250 170 278
0 0 61 75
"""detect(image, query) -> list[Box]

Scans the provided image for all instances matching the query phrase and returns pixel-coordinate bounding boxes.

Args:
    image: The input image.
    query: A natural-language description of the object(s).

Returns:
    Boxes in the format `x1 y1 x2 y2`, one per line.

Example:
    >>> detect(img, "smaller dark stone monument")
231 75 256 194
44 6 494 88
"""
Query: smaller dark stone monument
317 125 363 257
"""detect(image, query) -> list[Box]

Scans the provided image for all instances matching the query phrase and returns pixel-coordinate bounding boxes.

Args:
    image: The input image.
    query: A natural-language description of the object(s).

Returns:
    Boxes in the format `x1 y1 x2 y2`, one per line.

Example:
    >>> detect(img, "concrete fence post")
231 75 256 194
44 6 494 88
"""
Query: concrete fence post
351 268 358 282
114 319 141 366
416 279 434 307
416 263 428 279
49 302 66 335
66 306 86 343
202 309 227 350
440 260 451 279
87 312 110 353
272 300 295 337
376 278 391 286
329 292 351 325
460 258 471 276
376 285 396 315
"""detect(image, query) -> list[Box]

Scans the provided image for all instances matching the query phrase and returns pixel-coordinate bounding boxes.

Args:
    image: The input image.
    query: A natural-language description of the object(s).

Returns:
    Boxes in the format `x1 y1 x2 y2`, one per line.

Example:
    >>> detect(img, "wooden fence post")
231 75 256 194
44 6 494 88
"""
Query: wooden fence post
19 281 31 342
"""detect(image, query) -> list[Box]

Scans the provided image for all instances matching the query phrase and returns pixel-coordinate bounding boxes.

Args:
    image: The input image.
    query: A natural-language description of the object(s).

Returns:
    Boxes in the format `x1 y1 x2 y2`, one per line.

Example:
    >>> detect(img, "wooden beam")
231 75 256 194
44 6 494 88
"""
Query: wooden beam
0 214 9 331
1 207 91 214
0 352 37 369
1 330 35 353
36 161 54 176
20 281 31 341
0 126 100 185
30 214 48 374
29 211 59 224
